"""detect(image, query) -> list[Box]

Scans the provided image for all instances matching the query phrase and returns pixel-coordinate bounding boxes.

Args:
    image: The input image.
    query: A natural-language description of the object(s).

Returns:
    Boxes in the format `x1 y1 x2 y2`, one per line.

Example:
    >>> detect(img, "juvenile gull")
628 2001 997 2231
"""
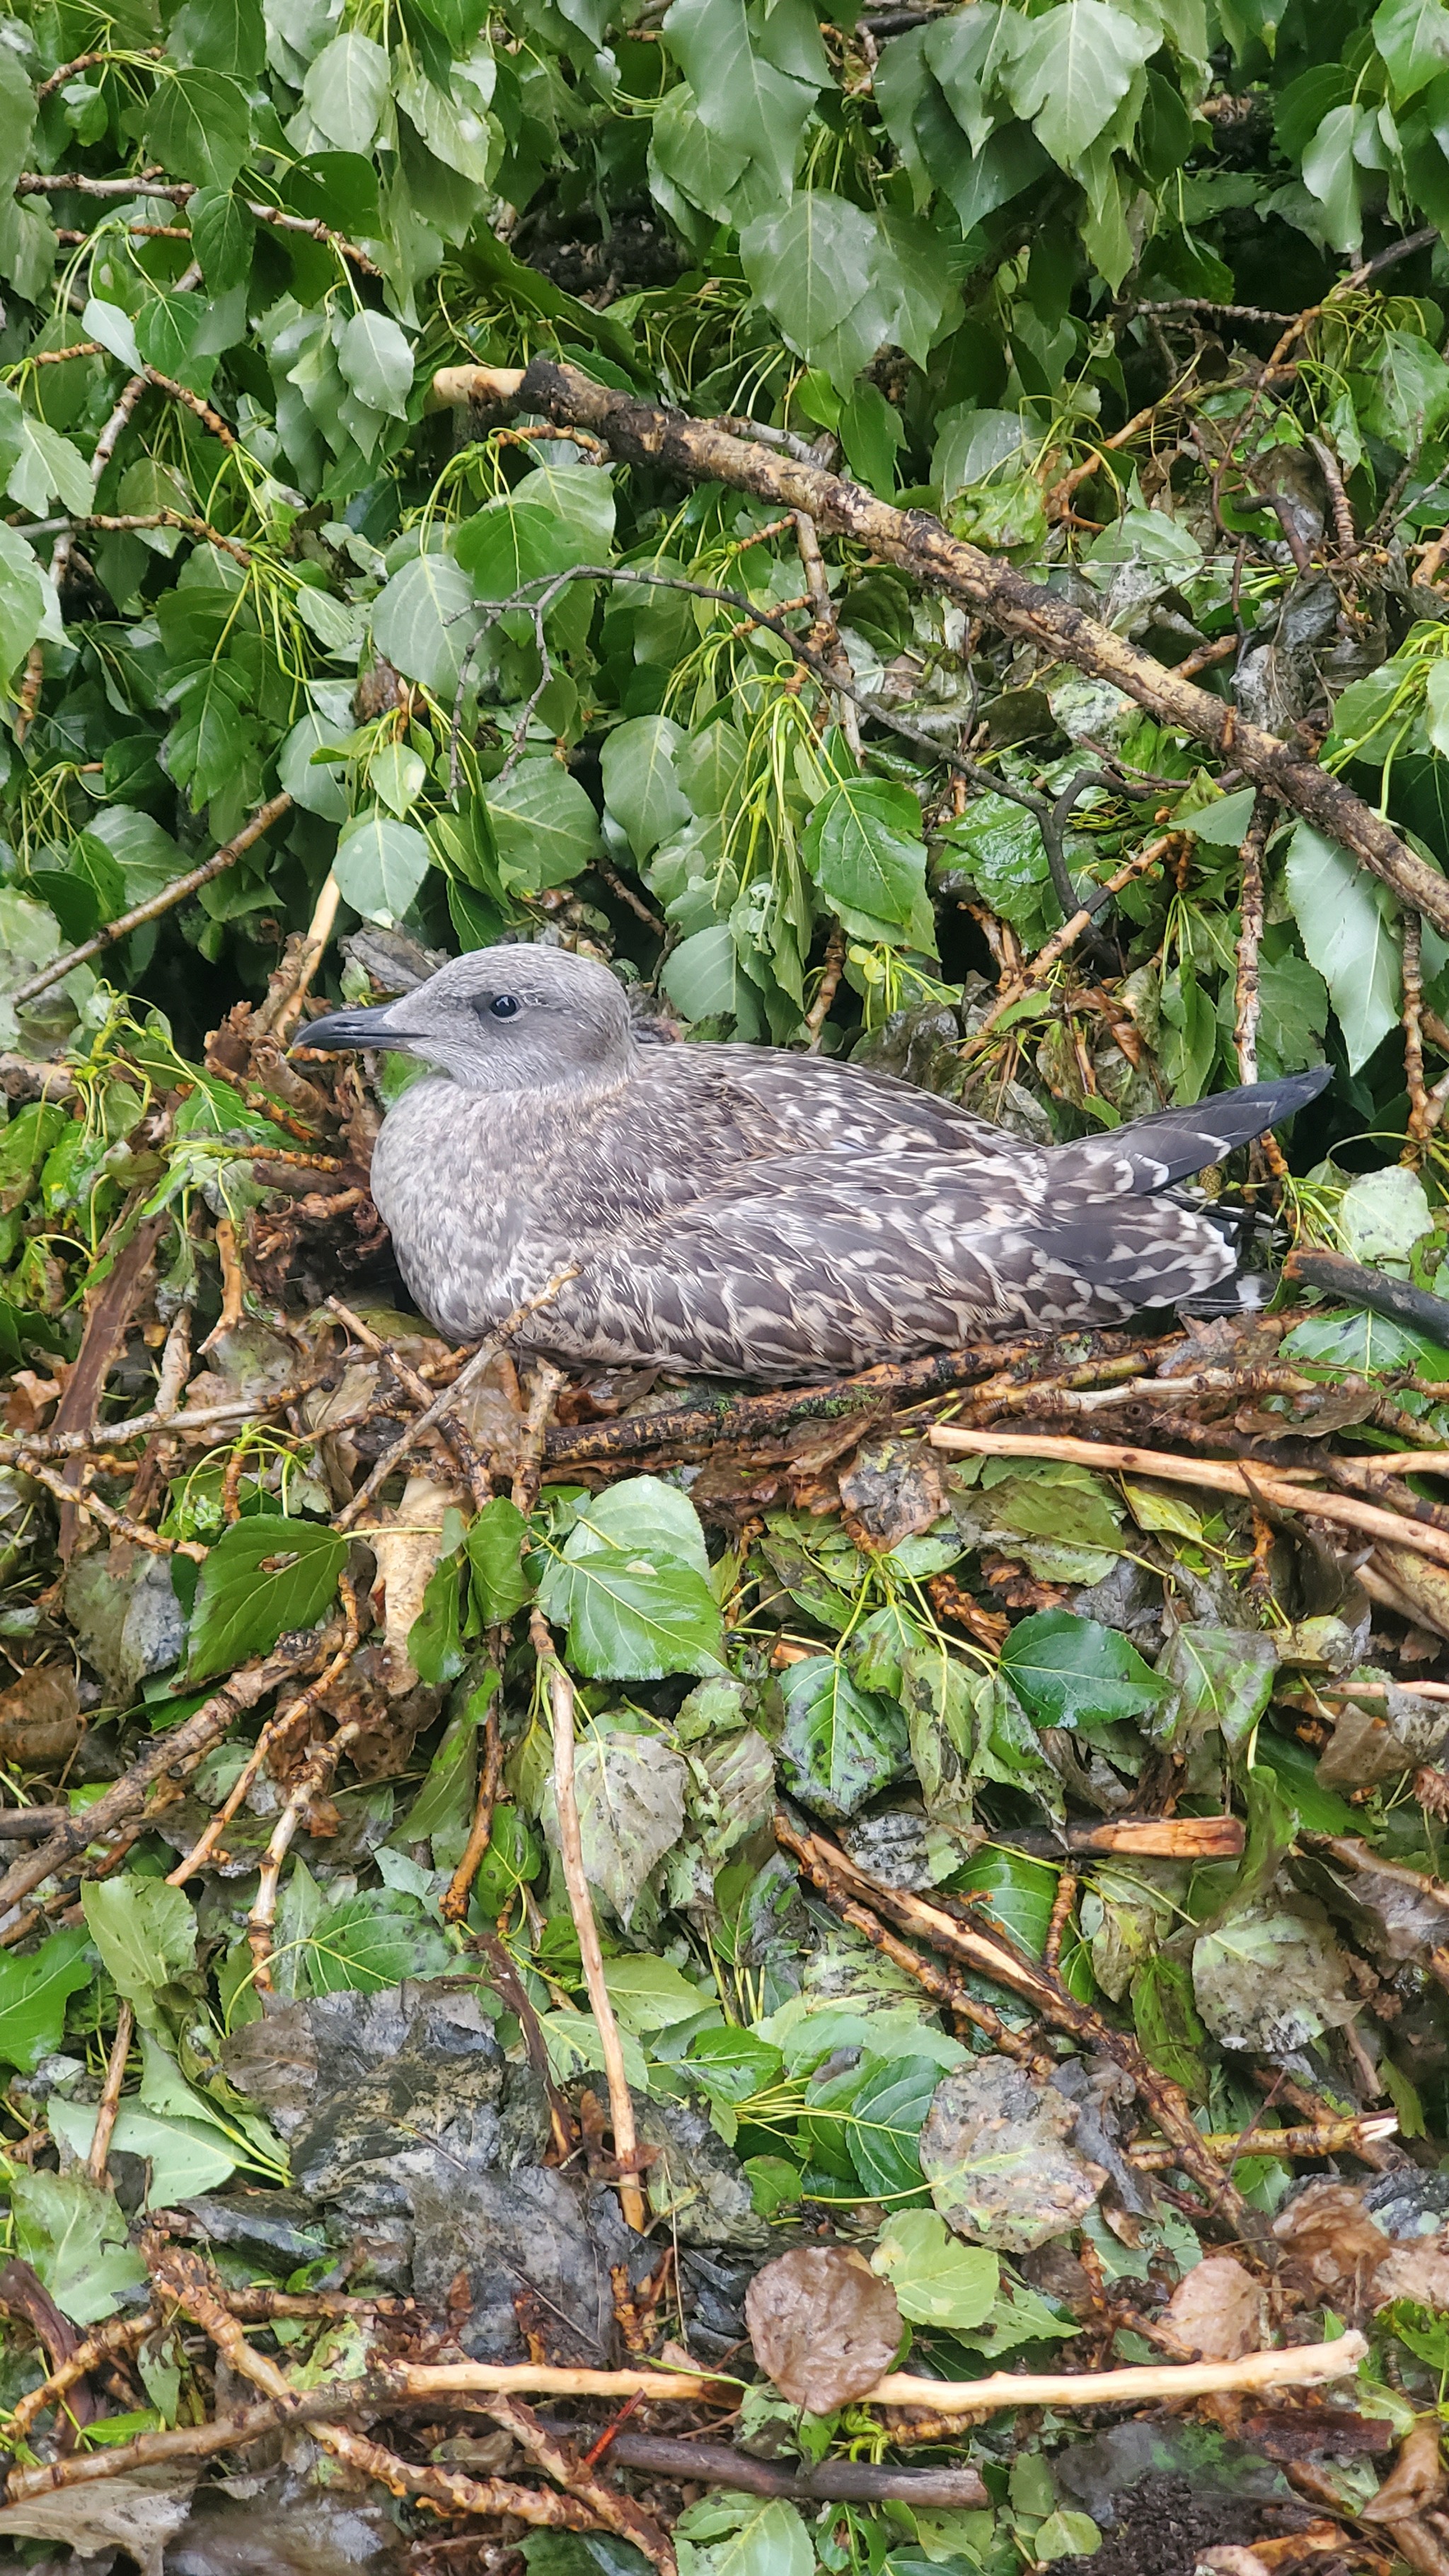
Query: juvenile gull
302 946 1330 1382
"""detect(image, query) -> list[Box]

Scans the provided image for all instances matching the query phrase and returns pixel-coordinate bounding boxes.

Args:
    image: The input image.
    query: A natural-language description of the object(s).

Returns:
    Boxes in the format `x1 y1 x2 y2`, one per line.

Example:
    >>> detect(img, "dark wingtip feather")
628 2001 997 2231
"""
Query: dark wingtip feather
1058 1062 1332 1195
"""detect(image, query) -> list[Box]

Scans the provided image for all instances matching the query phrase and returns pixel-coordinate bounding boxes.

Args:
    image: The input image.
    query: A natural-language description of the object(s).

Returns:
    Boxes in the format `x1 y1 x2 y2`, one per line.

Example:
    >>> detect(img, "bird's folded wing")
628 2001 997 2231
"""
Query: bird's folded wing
528 1154 1239 1375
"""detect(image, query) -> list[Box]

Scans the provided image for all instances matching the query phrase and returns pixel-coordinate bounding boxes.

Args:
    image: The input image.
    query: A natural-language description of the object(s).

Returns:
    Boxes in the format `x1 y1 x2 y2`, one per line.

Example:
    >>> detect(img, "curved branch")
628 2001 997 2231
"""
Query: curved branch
434 359 1449 938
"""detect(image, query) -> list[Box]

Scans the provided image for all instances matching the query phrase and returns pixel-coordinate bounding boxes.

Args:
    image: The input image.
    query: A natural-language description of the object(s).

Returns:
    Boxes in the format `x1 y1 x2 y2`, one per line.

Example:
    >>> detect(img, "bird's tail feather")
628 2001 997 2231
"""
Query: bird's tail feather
1055 1065 1331 1197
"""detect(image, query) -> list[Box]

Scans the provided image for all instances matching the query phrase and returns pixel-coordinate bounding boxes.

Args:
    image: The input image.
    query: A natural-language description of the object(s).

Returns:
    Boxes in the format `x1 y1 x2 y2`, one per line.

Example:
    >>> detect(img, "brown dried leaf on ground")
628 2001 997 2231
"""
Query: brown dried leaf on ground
0 1663 81 1768
918 2057 1107 2253
1271 2181 1392 2299
1371 2236 1449 2309
745 2244 903 2411
838 1438 946 1551
1162 2255 1267 2360
1362 2420 1448 2523
366 1469 466 1694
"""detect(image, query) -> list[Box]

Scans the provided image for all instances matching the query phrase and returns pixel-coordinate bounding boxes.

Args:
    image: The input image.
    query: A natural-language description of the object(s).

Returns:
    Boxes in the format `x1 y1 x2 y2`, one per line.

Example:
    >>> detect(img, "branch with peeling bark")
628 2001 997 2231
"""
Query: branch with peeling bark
433 359 1449 938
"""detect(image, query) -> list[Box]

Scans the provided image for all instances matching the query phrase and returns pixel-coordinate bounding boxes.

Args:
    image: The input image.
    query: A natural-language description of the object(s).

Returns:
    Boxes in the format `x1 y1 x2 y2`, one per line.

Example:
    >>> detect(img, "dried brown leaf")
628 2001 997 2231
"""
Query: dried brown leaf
1270 2181 1390 2297
1162 2256 1266 2361
0 1664 81 1769
744 2245 903 2413
1363 2421 1447 2524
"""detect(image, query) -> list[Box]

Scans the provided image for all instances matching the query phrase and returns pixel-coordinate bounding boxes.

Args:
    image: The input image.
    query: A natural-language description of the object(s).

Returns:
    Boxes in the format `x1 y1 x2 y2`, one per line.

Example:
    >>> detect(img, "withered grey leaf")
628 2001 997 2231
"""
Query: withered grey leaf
745 2243 903 2413
1191 1899 1356 2056
918 2057 1107 2254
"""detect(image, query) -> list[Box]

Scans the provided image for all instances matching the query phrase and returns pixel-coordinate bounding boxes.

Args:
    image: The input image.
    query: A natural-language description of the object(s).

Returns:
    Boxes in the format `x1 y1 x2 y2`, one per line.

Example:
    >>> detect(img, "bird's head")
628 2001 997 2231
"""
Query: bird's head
298 945 638 1095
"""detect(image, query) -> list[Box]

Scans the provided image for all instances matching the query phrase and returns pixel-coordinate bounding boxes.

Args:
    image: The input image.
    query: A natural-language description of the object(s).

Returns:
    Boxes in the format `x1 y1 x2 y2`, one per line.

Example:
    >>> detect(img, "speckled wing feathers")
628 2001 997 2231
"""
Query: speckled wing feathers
369 1041 1324 1379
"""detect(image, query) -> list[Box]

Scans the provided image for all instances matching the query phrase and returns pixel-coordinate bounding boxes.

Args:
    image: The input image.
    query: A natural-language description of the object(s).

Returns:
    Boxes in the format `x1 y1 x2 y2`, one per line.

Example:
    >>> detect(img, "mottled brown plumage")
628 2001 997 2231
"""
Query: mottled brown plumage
301 946 1328 1382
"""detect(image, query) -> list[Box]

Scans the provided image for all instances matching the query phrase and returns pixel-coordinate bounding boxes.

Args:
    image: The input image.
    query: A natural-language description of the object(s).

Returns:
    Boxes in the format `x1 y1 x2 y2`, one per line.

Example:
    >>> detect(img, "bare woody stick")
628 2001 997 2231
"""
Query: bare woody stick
531 1611 647 2233
929 1423 1449 1572
334 1268 579 1532
4 2328 1368 2505
87 2002 133 2185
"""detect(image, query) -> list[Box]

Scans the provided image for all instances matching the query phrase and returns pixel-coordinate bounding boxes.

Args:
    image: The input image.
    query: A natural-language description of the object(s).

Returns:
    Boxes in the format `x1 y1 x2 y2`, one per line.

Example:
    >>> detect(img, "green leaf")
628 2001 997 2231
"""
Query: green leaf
11 2170 149 2325
809 2049 937 2198
169 0 265 76
872 2209 1000 2327
0 524 50 684
1000 1611 1170 1729
333 811 432 925
1375 0 1449 96
777 1653 909 1820
1003 0 1155 163
739 191 892 386
336 310 414 420
1283 821 1402 1073
188 1513 347 1680
466 1495 533 1625
144 67 253 189
672 2495 814 2576
803 774 930 939
408 1549 466 1686
47 2093 241 2204
277 707 351 821
0 1928 93 2074
662 0 819 197
485 760 602 894
556 1723 690 1919
371 551 480 698
301 32 391 154
189 186 255 292
601 715 692 861
1132 1951 1208 2094
4 412 92 519
539 1543 723 1680
454 497 587 600
303 1888 454 1992
81 1878 197 2031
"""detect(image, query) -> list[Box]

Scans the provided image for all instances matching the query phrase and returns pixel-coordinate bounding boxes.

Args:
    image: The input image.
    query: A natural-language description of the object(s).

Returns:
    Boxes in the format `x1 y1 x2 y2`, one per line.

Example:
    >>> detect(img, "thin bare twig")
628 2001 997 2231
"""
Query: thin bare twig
531 1611 646 2232
86 2002 133 2185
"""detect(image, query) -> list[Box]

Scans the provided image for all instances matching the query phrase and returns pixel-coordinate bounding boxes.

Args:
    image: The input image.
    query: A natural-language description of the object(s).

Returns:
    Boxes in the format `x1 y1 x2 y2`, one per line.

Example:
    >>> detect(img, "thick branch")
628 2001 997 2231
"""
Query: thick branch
435 360 1449 939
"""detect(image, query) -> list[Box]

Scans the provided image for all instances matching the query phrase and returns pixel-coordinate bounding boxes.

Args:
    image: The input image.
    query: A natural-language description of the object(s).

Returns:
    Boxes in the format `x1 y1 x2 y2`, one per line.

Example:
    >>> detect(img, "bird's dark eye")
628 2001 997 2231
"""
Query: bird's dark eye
488 994 521 1020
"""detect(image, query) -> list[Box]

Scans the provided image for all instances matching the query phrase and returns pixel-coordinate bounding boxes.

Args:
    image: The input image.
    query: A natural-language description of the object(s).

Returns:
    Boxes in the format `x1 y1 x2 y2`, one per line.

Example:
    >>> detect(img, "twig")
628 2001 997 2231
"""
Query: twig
166 1591 360 1887
1405 912 1431 1160
1283 1247 1449 1351
254 872 342 1038
0 1622 342 1917
512 1360 565 1513
0 794 293 1010
199 1213 246 1353
1234 792 1274 1085
541 1329 1137 1467
531 1612 646 2231
805 918 847 1049
930 1422 1449 1570
1127 2113 1399 2170
437 360 1449 940
6 2311 156 2444
477 2395 671 2568
442 1698 503 1925
1044 1869 1077 1972
326 1295 490 1506
959 840 1179 1058
25 1453 208 1561
536 2428 988 2507
335 1270 579 1532
776 1813 1253 2224
86 2002 133 2185
147 2248 620 2546
247 1711 363 1990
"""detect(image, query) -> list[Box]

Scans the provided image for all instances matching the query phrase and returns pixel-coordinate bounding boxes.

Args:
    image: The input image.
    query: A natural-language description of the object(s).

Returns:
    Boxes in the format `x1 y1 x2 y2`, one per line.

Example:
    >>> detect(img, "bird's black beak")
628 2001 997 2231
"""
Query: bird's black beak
293 1000 417 1055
